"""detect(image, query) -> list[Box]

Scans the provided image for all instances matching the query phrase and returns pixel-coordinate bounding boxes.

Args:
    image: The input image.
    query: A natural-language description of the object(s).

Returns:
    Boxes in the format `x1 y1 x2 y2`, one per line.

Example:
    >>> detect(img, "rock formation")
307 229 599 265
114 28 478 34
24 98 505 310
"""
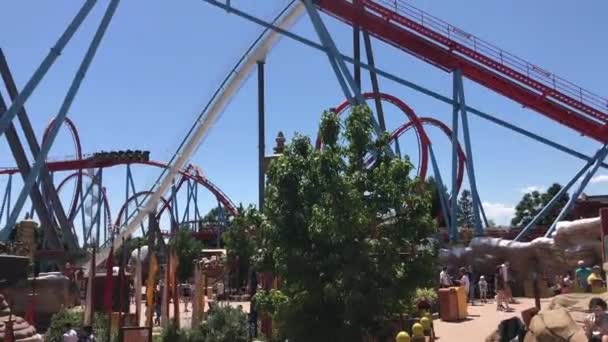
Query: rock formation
2 273 80 316
0 294 42 342
439 217 603 279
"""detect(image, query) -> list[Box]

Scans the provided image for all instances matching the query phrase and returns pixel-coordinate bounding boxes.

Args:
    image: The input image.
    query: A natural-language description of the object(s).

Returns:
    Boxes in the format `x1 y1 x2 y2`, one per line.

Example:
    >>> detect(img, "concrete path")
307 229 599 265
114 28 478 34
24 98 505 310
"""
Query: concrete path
433 297 553 341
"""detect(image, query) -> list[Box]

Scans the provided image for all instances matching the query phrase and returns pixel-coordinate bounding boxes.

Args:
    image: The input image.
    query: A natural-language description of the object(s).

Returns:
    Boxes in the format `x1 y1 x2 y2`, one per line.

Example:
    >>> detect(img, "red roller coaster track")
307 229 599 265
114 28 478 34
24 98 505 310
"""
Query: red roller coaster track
315 0 608 143
0 158 238 216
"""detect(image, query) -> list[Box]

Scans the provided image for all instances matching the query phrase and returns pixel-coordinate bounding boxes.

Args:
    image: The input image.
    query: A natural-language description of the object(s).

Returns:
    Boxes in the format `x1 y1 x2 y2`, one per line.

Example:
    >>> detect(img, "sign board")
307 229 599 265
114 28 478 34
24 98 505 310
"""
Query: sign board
121 327 152 342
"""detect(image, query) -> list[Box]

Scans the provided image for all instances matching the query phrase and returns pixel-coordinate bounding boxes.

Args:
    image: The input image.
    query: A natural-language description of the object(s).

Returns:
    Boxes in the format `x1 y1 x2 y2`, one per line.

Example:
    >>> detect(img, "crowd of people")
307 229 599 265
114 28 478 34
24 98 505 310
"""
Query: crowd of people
439 262 517 311
440 259 606 309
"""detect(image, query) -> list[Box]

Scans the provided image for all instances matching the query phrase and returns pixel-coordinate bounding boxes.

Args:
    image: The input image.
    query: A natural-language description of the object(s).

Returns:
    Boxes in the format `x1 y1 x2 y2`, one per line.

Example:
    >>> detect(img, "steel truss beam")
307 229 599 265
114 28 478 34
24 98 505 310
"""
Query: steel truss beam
428 144 450 231
515 143 608 241
0 94 60 247
453 69 489 237
5 0 120 251
201 0 608 174
0 175 12 227
0 0 96 139
0 49 74 247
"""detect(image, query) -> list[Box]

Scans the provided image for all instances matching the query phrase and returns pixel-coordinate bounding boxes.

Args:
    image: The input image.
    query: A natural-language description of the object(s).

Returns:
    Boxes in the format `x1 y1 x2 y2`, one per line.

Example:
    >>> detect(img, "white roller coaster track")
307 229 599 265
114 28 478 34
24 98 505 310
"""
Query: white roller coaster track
88 1 305 268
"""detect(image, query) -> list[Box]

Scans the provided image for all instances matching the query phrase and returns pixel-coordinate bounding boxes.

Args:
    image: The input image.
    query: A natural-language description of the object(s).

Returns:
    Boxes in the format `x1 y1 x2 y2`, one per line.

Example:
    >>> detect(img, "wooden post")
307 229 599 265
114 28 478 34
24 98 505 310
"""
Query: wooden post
601 209 608 283
533 272 541 310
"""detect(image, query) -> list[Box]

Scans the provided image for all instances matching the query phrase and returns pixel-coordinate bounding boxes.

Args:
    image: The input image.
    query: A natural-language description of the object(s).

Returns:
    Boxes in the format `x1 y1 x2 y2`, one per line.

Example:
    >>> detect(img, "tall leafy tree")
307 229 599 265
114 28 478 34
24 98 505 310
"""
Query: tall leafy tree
256 105 437 340
511 183 570 226
457 190 474 228
223 206 261 289
171 226 203 282
424 176 450 225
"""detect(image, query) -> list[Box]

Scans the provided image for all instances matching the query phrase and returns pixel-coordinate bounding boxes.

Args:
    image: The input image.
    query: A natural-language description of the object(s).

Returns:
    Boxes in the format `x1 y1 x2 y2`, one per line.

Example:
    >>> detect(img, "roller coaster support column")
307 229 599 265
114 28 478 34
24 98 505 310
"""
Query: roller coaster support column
0 94 58 246
545 143 608 237
0 175 11 226
125 164 146 235
453 69 488 237
258 60 266 211
4 0 120 251
0 50 73 240
449 72 460 242
353 0 361 88
302 0 361 105
171 181 179 231
0 0 96 140
514 145 606 241
429 145 450 230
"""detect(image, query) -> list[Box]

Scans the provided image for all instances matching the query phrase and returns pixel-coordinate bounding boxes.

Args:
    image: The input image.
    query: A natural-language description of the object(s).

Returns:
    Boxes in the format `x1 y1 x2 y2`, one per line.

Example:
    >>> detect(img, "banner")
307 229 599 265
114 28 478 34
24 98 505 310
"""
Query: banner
134 247 142 325
145 250 158 327
84 247 96 325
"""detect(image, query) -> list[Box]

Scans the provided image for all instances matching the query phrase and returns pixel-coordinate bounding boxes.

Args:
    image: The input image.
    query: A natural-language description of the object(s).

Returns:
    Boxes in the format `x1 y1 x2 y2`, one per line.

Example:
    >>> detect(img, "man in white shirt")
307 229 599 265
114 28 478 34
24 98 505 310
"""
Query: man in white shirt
439 266 451 288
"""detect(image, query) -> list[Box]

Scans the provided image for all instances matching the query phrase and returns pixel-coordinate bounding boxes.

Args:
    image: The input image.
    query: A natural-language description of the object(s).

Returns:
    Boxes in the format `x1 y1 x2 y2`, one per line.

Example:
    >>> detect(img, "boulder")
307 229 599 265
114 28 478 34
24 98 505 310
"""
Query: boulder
2 273 80 316
0 294 42 341
439 217 603 282
524 308 586 342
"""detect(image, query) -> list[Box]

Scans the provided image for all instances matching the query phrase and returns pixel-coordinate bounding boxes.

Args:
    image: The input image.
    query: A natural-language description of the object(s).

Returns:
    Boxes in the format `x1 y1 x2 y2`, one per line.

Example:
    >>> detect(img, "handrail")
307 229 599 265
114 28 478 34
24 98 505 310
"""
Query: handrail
369 0 608 121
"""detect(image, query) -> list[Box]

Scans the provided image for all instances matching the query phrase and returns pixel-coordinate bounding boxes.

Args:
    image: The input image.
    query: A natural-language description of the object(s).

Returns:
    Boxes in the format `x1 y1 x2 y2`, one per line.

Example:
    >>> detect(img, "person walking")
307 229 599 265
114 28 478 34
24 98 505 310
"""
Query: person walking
495 266 510 311
467 265 476 305
458 267 470 303
478 275 488 303
576 260 593 293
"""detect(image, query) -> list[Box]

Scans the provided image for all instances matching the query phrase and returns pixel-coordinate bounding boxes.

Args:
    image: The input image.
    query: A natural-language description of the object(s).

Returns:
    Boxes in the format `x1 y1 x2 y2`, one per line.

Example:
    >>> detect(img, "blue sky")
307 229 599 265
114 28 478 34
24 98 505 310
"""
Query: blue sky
1 0 607 231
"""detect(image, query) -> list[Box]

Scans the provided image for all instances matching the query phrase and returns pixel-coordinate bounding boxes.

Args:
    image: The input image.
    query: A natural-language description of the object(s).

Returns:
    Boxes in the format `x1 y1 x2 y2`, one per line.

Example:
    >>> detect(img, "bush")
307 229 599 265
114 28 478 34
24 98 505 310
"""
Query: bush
160 322 189 342
46 309 81 342
155 306 249 342
46 309 108 342
191 305 249 342
411 287 438 314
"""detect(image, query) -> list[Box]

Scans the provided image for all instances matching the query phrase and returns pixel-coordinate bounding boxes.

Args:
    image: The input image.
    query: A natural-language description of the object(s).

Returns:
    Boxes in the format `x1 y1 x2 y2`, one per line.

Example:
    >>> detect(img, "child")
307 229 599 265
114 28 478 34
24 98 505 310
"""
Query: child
478 275 488 303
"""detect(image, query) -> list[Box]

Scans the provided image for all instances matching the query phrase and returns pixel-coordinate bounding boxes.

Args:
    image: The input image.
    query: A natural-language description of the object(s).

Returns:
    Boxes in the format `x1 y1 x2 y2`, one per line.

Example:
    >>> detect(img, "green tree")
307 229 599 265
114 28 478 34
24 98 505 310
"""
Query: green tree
424 176 449 223
457 190 474 228
511 183 570 226
256 105 437 340
171 226 203 282
223 206 261 290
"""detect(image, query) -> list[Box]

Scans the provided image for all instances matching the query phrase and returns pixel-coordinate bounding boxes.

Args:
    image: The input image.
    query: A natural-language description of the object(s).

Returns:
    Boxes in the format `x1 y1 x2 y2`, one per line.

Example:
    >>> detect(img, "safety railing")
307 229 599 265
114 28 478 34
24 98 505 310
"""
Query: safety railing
369 0 608 118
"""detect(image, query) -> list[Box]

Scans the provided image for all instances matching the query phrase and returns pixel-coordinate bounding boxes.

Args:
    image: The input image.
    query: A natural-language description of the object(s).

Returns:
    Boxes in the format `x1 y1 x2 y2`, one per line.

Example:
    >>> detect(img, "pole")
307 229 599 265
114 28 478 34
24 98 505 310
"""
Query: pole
353 0 361 89
450 72 460 243
454 69 486 236
258 60 266 211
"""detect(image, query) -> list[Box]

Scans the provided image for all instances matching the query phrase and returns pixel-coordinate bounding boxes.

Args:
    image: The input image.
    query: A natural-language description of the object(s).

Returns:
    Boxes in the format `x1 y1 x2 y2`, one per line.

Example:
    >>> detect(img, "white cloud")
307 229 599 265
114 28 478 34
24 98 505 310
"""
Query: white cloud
520 185 544 194
590 174 608 184
482 202 515 226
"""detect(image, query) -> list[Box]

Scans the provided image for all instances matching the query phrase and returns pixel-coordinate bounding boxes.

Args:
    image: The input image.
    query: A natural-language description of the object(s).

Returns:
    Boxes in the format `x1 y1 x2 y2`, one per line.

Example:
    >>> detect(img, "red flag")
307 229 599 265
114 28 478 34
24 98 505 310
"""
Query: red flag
24 293 35 325
104 243 115 313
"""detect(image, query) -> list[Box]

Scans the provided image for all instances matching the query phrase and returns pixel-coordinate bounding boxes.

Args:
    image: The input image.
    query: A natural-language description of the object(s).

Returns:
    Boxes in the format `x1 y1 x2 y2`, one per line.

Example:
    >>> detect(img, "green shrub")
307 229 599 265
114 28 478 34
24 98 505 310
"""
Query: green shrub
191 305 249 342
46 309 109 342
160 322 189 342
46 309 81 342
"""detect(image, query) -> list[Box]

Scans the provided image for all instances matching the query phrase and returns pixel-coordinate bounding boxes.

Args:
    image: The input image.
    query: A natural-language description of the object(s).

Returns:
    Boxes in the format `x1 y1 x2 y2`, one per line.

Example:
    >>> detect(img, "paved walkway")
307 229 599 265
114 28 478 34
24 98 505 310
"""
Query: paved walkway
434 297 553 341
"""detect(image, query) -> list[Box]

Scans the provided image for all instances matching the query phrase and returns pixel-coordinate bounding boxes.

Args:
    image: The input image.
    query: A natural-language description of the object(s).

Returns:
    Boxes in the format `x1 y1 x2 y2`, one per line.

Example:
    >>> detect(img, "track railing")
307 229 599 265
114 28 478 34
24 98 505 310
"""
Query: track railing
367 0 608 122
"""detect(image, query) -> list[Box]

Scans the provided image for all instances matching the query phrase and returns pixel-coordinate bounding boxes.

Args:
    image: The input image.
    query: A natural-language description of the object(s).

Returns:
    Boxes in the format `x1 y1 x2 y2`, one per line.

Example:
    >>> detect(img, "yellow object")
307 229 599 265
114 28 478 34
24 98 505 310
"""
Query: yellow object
396 331 410 342
412 323 424 337
455 285 468 319
420 316 431 331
